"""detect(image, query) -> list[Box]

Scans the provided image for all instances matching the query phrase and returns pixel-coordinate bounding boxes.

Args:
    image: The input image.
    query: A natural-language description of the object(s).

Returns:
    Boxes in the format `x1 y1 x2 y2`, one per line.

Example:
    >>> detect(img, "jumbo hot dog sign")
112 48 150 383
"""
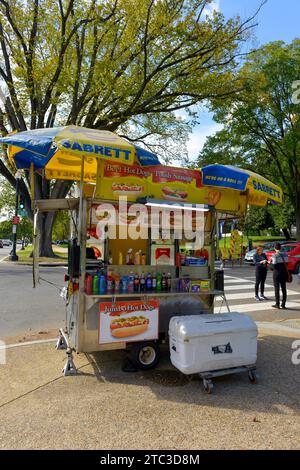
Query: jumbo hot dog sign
99 300 159 344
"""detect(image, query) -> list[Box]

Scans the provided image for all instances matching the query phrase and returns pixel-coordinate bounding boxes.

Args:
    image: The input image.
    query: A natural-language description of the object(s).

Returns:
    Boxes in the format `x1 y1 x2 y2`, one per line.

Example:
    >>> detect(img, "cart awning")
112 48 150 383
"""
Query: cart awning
201 164 282 206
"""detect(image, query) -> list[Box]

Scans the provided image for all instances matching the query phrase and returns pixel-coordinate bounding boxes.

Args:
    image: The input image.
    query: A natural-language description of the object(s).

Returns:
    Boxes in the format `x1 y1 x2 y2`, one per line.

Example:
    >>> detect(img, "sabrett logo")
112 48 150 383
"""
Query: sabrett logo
61 140 132 160
252 180 281 200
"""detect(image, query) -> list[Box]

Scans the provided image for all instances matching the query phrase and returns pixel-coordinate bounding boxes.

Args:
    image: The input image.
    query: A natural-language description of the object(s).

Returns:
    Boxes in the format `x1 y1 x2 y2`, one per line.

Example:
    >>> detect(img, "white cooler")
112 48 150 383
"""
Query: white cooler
169 313 257 375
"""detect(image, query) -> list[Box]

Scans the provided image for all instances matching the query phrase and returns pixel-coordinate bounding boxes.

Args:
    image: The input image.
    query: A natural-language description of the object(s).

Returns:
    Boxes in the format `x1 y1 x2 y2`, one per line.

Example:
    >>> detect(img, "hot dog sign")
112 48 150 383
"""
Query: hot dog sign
99 300 159 344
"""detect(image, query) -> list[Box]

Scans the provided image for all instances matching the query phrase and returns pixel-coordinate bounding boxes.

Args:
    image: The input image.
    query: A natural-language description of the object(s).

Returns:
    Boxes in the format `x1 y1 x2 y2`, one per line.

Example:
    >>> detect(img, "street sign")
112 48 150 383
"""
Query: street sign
12 215 20 225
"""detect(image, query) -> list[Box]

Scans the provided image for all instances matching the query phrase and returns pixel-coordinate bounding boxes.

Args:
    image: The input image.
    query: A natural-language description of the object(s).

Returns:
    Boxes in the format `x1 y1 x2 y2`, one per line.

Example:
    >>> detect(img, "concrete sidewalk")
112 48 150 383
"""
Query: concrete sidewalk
0 328 300 450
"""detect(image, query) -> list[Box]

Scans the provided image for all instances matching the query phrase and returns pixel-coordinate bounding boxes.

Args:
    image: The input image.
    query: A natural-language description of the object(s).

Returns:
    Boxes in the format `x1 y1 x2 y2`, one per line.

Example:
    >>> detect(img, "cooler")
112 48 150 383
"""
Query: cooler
169 313 257 375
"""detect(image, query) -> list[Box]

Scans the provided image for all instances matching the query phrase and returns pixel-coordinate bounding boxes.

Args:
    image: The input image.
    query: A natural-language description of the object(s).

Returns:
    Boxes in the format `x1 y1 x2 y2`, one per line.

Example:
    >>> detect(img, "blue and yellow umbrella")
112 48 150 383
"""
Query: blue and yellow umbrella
0 125 160 182
202 164 283 206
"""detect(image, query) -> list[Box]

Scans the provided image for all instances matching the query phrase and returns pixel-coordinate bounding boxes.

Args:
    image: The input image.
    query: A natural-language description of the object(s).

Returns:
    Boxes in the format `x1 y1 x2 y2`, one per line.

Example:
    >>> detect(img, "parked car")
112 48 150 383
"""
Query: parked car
244 249 256 264
2 239 12 246
0 240 3 248
265 242 300 274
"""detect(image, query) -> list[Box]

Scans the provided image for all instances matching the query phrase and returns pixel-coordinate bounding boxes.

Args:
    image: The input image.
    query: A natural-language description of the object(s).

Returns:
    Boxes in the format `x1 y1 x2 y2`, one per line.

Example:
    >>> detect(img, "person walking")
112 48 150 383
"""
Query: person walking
253 245 268 301
271 242 288 309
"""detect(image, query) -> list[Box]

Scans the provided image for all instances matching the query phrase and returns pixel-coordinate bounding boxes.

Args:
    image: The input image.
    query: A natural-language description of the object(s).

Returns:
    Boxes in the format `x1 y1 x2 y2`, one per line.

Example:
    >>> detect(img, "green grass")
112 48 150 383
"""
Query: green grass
218 235 290 248
15 244 67 263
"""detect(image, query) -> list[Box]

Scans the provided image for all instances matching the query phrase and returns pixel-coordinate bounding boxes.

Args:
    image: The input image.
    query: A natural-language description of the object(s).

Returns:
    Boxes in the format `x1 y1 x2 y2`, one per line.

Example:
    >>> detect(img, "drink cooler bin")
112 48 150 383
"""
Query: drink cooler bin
169 313 258 393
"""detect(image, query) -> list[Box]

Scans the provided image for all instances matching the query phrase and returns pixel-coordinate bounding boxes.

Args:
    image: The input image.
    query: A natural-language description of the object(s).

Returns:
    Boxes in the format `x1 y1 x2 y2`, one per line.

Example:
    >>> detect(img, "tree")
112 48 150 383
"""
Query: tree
198 40 300 240
0 0 258 256
0 218 33 240
244 206 275 236
52 210 70 241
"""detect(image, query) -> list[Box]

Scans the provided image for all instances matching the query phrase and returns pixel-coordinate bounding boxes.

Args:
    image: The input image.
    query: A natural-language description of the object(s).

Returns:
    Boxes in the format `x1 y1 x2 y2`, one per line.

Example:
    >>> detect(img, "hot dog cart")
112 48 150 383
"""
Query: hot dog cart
0 127 283 388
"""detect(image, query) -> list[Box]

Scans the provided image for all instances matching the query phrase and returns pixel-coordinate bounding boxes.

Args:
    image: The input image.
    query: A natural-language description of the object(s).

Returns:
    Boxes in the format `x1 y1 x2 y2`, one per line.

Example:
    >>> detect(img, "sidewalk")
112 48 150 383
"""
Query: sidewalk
0 326 300 450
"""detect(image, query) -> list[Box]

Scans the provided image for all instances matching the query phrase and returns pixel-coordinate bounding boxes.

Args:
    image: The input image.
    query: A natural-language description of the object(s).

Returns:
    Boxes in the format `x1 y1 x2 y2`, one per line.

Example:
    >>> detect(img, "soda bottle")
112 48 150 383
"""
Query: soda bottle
85 275 93 295
152 273 157 291
106 275 114 294
128 272 135 293
140 272 146 292
134 273 140 293
156 272 161 292
99 274 106 295
114 274 121 292
121 276 128 293
92 274 99 295
167 273 172 292
161 273 167 291
146 273 152 291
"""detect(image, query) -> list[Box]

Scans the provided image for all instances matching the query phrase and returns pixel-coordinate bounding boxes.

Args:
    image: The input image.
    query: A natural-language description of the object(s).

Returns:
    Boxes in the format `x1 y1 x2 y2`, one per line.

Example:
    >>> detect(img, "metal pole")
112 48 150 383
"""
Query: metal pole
10 172 21 261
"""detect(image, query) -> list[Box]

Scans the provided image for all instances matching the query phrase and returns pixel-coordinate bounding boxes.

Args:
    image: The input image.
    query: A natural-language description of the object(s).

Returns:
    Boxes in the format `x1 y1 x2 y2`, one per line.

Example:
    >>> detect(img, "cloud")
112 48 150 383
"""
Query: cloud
187 122 223 160
203 0 220 18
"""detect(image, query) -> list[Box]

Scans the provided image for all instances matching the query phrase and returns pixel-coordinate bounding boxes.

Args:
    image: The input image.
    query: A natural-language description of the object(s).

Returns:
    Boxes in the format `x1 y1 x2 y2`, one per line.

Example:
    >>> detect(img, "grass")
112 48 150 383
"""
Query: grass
14 244 67 264
218 235 290 249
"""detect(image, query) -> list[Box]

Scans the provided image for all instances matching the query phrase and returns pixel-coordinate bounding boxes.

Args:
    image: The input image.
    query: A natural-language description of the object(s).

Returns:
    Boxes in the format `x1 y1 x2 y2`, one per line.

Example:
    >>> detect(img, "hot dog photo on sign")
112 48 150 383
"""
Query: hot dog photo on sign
99 300 159 344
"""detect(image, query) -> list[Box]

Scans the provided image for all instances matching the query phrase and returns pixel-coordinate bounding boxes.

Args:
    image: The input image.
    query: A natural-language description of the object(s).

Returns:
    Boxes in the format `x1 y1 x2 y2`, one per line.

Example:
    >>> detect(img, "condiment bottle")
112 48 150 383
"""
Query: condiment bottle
134 250 141 265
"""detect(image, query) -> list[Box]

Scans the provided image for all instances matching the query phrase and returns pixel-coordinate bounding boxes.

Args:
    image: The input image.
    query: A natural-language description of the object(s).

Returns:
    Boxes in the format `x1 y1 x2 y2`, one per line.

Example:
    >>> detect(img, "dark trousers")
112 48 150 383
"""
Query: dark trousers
273 273 287 307
255 268 267 296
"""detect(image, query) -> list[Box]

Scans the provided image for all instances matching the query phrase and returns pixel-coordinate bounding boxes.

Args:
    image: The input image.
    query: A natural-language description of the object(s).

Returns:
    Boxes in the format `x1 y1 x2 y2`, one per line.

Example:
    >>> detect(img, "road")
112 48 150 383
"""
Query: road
216 265 300 321
0 263 67 339
0 245 12 262
0 262 299 340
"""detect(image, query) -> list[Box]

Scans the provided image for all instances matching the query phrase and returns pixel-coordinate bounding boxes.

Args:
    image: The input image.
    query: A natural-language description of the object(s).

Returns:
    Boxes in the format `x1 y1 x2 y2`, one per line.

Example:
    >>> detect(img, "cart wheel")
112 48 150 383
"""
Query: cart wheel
130 342 160 370
248 370 257 384
203 379 213 394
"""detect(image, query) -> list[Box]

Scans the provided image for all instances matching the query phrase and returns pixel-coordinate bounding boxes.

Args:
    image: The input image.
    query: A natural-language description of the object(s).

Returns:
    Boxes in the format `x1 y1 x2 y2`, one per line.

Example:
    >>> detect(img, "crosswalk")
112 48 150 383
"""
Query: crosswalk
215 274 300 314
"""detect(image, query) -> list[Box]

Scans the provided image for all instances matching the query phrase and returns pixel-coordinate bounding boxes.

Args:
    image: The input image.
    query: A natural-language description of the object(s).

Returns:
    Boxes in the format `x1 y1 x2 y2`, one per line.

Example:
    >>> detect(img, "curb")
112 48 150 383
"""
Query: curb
256 321 300 337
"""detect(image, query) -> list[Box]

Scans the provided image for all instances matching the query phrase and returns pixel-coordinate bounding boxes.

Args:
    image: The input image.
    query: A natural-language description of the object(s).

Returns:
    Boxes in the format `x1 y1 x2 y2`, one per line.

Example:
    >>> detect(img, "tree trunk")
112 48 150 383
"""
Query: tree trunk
37 211 57 257
282 228 290 240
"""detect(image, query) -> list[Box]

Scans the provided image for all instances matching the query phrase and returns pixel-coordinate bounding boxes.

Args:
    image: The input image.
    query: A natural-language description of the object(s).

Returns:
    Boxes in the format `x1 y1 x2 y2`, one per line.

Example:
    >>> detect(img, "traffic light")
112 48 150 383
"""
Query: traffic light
19 194 25 210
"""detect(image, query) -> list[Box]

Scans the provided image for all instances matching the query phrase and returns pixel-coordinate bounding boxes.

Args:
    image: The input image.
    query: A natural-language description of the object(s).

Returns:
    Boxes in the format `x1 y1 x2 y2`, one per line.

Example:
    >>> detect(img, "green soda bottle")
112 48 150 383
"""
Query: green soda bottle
92 274 99 295
156 272 162 292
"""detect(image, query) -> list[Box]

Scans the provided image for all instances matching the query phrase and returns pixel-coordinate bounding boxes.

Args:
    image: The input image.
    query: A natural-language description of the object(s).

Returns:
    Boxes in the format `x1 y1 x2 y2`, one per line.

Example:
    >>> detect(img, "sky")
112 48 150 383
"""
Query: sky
187 0 300 161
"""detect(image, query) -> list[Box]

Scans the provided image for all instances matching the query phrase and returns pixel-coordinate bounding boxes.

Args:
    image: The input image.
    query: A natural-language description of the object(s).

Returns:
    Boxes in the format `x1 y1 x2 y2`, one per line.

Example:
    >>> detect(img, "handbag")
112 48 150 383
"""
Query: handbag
280 253 292 283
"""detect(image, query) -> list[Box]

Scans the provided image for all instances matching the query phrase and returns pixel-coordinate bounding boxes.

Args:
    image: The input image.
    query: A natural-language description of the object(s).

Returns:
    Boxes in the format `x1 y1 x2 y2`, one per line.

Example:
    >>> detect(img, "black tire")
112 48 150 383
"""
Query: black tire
130 341 160 370
295 263 300 275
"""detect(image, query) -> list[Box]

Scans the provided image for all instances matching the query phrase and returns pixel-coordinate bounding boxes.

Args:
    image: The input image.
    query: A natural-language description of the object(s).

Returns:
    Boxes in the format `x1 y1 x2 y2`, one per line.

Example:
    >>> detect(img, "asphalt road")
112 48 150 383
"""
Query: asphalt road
0 263 67 339
0 262 299 340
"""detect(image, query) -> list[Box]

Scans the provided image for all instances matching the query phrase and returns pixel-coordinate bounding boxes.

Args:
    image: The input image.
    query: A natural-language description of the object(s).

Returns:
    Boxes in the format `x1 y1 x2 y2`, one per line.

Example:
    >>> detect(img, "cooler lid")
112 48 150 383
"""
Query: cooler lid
169 313 257 339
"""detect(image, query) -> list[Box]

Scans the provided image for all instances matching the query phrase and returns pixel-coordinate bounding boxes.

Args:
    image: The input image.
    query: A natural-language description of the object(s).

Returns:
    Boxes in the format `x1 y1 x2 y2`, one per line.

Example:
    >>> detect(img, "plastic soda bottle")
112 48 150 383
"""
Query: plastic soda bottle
99 274 106 295
152 273 157 291
114 274 120 292
161 273 167 291
156 272 162 292
121 276 128 293
140 272 146 292
128 272 135 293
134 273 140 292
167 273 172 291
146 273 152 291
106 275 114 294
85 275 93 295
92 274 99 295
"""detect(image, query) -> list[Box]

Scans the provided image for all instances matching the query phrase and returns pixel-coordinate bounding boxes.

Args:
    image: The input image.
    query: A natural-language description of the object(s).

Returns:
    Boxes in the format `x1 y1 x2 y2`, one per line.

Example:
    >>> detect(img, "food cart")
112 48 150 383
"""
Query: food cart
0 128 283 381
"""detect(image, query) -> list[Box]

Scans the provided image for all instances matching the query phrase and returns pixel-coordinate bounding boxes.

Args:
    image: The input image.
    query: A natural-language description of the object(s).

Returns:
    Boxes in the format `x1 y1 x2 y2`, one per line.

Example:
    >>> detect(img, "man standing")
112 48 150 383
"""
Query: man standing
271 243 288 309
253 245 268 301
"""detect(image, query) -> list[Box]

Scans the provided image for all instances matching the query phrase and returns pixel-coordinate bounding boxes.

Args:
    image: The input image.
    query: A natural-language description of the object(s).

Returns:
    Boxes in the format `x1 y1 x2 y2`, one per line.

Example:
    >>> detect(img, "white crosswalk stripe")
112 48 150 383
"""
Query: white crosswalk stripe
216 274 300 314
223 283 273 291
